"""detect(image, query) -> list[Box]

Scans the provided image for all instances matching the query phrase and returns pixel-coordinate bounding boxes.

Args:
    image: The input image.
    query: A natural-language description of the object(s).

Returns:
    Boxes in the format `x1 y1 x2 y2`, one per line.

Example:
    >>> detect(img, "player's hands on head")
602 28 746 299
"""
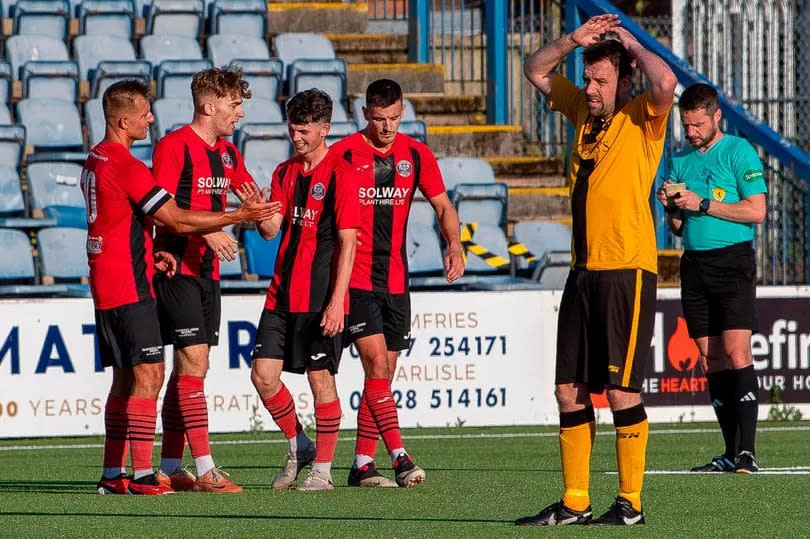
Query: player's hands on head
673 188 702 212
610 26 640 55
571 14 620 47
444 246 465 283
320 302 344 337
154 251 177 278
203 230 239 261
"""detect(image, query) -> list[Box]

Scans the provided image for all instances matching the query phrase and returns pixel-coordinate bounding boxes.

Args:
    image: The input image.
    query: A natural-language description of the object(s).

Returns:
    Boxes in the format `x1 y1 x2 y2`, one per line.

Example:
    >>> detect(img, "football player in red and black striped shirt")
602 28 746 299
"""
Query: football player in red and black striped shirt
250 89 360 491
87 80 279 496
151 67 259 493
331 79 465 488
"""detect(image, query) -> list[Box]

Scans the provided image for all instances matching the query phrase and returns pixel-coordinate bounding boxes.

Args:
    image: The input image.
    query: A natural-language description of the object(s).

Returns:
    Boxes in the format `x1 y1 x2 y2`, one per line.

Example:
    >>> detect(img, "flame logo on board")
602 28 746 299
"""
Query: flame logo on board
667 316 700 372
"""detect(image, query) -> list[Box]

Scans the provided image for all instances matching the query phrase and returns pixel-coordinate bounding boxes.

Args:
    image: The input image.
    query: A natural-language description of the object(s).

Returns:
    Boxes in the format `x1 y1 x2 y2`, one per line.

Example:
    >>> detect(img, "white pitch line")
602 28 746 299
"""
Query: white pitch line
605 469 810 475
1 425 809 452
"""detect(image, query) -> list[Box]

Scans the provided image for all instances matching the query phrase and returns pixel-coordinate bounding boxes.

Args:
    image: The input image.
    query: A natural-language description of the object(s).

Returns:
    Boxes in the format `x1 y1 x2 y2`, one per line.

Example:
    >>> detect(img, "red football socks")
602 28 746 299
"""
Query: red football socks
314 399 342 463
160 374 186 460
176 375 211 460
103 394 129 469
363 378 404 454
354 391 380 458
262 384 302 439
127 397 157 474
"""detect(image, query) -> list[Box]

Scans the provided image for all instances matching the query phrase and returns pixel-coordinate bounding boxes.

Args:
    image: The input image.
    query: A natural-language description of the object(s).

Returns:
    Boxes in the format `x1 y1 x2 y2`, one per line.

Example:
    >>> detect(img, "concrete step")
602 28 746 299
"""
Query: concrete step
406 93 485 125
508 186 570 222
267 2 368 33
484 156 564 177
348 63 445 94
327 33 408 64
426 125 524 157
499 175 567 188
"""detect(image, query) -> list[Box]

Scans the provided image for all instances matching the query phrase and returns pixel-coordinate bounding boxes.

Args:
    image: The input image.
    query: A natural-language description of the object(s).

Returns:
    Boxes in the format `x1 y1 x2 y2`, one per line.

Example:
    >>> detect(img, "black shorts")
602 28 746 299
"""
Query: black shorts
154 274 221 349
252 309 345 374
95 299 164 369
555 268 657 392
346 288 411 351
681 242 757 339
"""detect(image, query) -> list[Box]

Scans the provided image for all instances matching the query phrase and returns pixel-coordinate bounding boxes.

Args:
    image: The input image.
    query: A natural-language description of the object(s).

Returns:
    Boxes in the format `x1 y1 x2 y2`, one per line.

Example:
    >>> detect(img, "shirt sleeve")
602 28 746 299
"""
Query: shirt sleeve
637 90 672 141
733 139 767 198
548 75 588 127
123 162 172 216
228 146 254 191
269 163 288 217
334 164 360 230
151 137 183 194
415 144 446 199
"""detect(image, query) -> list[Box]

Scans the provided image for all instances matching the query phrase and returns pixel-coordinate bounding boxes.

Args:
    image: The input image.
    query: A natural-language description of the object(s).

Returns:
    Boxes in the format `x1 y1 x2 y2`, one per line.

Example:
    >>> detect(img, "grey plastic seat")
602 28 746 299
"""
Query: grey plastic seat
512 220 572 271
91 61 152 98
325 121 355 146
26 162 85 212
152 98 194 137
406 222 443 275
398 120 427 143
331 103 349 123
156 59 212 99
16 98 83 151
289 58 347 105
13 0 70 40
210 0 267 38
207 33 269 67
240 97 283 124
0 166 25 215
229 59 282 101
452 182 508 227
0 62 11 103
245 158 280 189
79 0 135 37
37 227 88 281
438 157 496 193
21 61 79 100
139 34 203 67
463 223 511 274
409 197 436 226
0 104 10 124
0 125 26 167
146 0 204 37
273 33 335 79
535 253 571 289
73 35 137 81
6 35 69 79
0 229 35 281
235 123 291 163
351 96 417 130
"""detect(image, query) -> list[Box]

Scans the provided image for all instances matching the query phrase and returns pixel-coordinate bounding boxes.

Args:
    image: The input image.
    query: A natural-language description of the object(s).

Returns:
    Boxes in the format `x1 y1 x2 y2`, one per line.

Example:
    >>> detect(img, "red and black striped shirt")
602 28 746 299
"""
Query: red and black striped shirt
331 132 445 294
82 141 172 310
264 149 360 313
152 125 253 280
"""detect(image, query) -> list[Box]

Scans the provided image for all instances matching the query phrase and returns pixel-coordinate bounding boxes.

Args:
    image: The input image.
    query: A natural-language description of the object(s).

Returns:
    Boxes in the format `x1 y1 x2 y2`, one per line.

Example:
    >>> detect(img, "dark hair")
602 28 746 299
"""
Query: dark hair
191 66 251 107
583 40 633 80
286 89 332 124
102 79 151 120
679 83 719 113
366 78 402 109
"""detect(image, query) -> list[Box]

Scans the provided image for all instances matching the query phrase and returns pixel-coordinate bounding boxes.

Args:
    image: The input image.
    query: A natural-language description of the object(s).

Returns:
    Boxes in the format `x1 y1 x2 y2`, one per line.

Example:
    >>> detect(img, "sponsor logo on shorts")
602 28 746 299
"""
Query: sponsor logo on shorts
87 235 103 255
141 346 163 358
221 152 233 169
175 327 200 338
743 169 763 182
396 160 412 177
348 322 367 334
310 353 327 361
608 365 620 373
712 187 726 201
311 182 325 200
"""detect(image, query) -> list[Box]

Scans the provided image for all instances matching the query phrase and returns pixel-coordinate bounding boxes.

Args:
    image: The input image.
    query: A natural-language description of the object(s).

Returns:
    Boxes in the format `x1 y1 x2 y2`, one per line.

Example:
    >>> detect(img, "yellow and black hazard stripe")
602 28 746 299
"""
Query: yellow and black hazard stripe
507 241 537 264
460 222 510 269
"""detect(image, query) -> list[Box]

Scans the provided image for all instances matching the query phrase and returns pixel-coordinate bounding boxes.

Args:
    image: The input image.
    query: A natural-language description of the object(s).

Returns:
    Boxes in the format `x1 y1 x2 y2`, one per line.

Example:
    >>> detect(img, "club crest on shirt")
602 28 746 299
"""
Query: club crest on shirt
221 152 233 169
396 159 412 177
712 187 726 201
311 182 326 200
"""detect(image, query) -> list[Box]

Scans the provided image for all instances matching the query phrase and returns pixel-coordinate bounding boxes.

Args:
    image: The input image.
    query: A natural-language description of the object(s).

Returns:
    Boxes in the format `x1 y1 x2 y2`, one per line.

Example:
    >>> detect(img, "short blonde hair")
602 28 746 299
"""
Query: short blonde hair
191 67 252 107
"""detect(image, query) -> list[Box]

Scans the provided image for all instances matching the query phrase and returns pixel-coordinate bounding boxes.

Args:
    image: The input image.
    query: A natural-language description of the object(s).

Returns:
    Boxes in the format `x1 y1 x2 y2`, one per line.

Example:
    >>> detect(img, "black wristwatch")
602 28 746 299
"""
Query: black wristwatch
699 198 711 214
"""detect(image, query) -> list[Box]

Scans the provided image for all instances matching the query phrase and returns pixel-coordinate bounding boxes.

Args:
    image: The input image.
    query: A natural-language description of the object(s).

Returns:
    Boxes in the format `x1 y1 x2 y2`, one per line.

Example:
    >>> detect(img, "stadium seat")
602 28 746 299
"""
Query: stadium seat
229 59 283 101
398 120 427 143
534 252 571 290
13 0 70 40
90 61 152 98
152 98 194 137
512 220 571 271
331 103 349 123
438 157 496 193
409 196 436 227
26 162 85 227
407 222 443 275
463 223 511 274
210 0 267 38
78 0 135 38
37 227 88 282
0 104 11 124
139 34 203 67
240 97 283 124
146 0 204 38
245 158 280 189
273 33 335 80
235 123 291 163
16 98 84 153
0 125 26 167
242 227 281 278
325 121 355 146
155 59 212 99
21 61 80 100
351 96 417 130
73 35 136 81
219 225 243 279
289 58 347 106
207 34 269 68
452 182 508 228
0 62 12 104
0 229 35 282
0 166 25 216
85 98 153 161
6 35 69 79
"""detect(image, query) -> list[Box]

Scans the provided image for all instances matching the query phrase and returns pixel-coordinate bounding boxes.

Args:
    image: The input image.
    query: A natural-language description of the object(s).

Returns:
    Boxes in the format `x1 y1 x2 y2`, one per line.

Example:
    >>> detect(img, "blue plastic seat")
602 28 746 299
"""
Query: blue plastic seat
146 0 204 37
85 98 153 160
331 103 349 123
26 162 85 222
243 227 281 278
152 98 194 137
21 60 79 100
0 125 26 167
0 229 35 282
0 62 12 103
229 59 282 101
219 225 243 278
462 223 511 274
139 34 203 67
273 33 335 79
235 123 291 163
239 97 283 124
0 166 25 216
438 157 496 193
244 158 280 189
78 0 135 37
406 222 443 276
210 0 267 38
351 96 416 130
16 98 83 152
397 120 427 143
452 183 508 228
512 221 571 268
0 104 11 124
155 59 212 99
6 35 69 79
289 58 347 106
13 0 70 40
91 60 152 98
37 227 88 281
409 197 436 227
325 121 355 146
207 33 269 67
73 35 136 81
534 252 571 289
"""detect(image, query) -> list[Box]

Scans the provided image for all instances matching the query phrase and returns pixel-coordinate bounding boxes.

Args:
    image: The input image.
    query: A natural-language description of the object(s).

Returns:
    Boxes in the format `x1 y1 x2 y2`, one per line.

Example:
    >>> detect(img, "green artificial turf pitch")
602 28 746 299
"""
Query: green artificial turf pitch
1 422 809 537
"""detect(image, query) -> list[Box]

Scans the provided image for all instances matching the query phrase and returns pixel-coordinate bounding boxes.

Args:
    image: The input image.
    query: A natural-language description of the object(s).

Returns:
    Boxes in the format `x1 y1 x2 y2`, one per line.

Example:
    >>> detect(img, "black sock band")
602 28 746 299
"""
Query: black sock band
612 403 647 428
560 406 595 429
